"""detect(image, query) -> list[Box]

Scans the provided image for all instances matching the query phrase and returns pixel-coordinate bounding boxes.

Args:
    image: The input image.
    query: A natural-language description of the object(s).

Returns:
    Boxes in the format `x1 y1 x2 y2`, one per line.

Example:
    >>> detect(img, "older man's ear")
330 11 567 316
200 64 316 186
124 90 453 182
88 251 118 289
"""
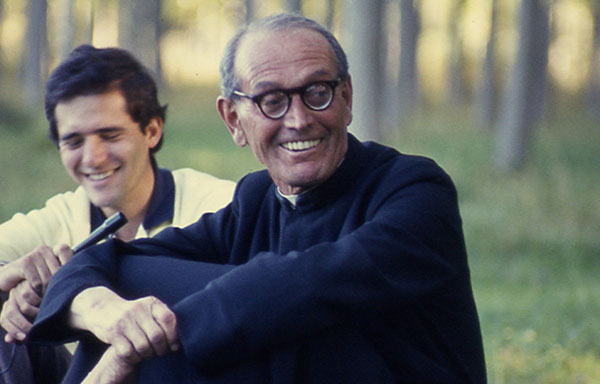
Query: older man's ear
341 75 354 128
217 96 248 148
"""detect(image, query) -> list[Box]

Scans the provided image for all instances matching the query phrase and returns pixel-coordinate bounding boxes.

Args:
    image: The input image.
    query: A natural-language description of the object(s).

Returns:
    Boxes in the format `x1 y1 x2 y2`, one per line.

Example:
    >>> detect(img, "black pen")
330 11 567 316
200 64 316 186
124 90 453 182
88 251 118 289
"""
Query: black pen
72 212 127 253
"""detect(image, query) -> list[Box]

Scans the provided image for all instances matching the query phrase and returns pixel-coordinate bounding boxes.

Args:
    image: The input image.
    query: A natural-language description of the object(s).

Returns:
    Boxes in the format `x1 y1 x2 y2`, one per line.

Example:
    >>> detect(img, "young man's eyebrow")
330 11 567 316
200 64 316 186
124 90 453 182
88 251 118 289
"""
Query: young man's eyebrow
59 127 122 142
59 132 81 142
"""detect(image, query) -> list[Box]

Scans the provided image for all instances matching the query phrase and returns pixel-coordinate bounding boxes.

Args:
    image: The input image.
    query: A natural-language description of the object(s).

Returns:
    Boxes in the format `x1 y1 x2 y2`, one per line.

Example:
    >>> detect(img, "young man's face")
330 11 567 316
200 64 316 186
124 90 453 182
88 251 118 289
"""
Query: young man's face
55 89 162 216
219 28 353 195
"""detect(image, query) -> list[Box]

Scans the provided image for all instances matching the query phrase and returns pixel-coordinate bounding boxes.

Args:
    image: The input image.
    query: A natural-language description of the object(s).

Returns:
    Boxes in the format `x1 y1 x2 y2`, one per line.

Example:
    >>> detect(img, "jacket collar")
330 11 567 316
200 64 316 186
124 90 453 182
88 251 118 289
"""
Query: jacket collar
90 168 175 231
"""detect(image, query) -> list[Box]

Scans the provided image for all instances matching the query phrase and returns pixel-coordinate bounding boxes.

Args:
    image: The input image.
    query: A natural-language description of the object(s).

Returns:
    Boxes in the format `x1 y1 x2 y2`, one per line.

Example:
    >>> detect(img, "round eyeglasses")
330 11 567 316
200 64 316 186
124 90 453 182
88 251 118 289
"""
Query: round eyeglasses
233 78 342 120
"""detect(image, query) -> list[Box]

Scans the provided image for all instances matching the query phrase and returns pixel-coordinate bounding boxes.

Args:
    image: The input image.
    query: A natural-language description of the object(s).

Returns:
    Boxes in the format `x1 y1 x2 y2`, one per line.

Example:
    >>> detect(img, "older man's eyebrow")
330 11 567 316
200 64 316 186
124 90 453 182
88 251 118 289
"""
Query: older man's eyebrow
253 69 336 92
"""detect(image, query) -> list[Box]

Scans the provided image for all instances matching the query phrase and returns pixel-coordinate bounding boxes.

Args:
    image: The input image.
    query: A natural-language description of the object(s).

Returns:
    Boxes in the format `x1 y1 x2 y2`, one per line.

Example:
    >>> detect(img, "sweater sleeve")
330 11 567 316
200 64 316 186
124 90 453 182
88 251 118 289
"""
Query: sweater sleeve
28 204 238 344
173 161 472 373
0 188 91 263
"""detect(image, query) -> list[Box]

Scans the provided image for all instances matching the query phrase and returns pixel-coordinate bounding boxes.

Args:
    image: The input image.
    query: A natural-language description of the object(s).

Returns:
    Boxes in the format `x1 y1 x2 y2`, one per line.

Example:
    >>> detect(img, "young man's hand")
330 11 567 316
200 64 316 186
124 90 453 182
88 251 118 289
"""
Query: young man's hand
0 244 73 342
0 244 73 294
0 280 41 342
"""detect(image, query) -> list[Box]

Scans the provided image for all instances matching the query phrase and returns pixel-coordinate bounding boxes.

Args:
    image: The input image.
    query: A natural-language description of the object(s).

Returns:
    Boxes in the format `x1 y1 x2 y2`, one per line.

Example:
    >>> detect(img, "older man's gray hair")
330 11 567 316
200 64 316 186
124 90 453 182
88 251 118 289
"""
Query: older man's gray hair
219 13 349 98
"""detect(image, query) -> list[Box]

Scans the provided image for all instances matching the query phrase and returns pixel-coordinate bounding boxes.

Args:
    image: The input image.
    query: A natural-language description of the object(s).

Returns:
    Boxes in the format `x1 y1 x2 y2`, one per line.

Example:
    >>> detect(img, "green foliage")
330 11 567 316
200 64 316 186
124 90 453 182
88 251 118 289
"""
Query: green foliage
0 87 598 382
396 106 600 383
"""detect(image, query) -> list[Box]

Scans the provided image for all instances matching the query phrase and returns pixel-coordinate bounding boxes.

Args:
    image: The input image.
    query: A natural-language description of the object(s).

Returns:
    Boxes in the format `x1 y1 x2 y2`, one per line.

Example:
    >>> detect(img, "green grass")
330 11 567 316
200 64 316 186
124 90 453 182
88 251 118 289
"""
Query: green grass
397 107 600 383
1 87 599 382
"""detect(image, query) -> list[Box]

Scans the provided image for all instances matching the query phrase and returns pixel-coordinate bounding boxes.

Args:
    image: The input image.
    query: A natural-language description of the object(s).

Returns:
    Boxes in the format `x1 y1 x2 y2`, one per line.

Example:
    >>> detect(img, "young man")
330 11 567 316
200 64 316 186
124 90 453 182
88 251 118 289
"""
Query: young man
0 45 234 383
29 15 486 383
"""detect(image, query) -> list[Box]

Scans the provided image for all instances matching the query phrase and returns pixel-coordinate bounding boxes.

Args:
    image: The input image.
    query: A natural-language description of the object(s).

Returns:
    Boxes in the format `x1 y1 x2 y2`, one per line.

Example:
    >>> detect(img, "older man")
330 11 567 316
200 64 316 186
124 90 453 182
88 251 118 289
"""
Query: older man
28 14 486 383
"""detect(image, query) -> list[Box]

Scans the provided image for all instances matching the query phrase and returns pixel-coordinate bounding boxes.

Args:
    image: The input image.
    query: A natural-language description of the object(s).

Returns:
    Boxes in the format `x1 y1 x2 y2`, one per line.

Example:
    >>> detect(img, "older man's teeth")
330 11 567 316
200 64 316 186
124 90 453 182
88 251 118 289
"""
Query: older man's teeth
282 139 321 151
88 170 115 181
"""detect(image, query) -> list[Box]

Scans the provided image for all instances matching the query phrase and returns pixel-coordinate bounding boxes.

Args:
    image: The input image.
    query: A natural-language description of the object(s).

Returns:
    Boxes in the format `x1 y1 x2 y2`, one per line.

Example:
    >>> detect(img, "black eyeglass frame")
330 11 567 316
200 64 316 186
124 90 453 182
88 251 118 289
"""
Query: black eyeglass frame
232 77 342 120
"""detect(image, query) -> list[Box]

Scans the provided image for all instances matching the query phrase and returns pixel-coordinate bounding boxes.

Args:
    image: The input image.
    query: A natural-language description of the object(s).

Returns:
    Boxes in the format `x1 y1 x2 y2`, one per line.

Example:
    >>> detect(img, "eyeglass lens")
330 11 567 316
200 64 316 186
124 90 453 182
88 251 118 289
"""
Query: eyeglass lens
259 82 334 118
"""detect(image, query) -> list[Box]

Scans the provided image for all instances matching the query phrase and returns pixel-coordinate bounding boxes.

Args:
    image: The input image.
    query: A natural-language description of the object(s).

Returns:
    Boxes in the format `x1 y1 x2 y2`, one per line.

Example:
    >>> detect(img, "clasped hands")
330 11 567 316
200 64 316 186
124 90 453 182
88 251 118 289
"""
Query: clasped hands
0 245 179 384
0 244 72 342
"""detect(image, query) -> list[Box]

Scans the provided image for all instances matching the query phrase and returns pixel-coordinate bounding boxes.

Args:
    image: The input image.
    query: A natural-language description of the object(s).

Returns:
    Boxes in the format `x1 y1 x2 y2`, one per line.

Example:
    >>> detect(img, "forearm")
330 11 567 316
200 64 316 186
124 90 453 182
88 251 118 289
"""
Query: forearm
27 241 122 344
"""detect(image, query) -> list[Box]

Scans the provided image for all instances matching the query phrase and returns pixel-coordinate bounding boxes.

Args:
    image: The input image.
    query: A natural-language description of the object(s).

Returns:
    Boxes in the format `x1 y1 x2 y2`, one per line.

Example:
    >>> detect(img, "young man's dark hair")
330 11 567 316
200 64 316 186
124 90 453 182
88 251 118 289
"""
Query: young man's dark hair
45 45 167 154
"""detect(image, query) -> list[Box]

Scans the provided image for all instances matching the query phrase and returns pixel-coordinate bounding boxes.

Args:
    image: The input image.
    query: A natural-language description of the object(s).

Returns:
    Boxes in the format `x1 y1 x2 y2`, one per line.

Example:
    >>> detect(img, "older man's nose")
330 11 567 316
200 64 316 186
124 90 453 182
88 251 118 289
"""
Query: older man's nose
283 94 313 130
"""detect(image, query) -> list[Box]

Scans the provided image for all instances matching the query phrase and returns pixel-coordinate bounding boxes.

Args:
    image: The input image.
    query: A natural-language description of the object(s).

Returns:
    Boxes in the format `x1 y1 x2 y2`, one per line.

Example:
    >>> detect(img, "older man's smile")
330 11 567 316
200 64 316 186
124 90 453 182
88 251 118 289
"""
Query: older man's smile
281 139 322 152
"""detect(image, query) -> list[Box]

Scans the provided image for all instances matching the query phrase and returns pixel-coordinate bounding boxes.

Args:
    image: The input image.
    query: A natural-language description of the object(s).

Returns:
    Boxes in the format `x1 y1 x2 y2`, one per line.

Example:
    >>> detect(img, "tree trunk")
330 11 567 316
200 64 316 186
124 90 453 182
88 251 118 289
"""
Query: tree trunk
22 0 48 107
0 0 4 76
345 0 384 141
325 0 335 29
588 3 600 118
119 0 163 87
479 0 498 127
56 0 75 61
245 0 255 25
283 0 302 14
447 0 466 106
495 0 550 171
398 0 420 121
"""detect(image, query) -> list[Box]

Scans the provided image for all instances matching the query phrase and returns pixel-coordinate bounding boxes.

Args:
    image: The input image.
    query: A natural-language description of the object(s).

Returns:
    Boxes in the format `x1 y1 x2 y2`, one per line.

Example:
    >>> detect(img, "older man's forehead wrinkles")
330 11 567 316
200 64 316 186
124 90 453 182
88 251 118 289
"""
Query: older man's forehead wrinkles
250 68 336 93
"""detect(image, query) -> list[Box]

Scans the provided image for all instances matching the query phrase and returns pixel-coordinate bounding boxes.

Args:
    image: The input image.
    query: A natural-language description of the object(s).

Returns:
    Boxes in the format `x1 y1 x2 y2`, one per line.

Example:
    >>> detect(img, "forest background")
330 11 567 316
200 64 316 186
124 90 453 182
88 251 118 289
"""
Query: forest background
0 0 599 382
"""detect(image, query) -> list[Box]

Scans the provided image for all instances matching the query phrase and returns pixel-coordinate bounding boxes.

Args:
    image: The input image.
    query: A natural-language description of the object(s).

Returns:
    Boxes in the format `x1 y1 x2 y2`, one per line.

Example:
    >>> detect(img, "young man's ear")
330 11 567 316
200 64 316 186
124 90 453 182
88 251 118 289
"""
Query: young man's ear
145 117 164 149
217 96 247 147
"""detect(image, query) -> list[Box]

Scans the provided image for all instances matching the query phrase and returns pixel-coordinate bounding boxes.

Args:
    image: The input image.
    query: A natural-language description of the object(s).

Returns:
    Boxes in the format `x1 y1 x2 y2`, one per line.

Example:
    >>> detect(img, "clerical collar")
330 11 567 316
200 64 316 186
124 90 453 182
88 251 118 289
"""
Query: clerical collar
276 188 300 207
90 168 175 231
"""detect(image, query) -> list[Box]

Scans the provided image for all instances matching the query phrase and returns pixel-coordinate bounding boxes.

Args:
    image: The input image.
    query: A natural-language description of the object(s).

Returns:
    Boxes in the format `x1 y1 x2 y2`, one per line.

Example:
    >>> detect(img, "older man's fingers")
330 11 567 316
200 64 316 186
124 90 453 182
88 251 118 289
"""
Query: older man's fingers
150 298 179 352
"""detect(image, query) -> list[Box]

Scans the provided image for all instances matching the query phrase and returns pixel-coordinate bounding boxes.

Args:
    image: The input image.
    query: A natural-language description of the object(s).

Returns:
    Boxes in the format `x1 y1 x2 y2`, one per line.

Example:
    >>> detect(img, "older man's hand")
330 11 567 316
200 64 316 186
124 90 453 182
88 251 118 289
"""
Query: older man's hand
70 287 180 364
82 345 138 384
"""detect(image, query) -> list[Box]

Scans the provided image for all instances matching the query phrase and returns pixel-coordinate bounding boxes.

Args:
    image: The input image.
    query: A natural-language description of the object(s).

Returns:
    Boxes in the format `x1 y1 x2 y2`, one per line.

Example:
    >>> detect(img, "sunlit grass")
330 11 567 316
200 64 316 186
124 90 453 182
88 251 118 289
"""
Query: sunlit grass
1 87 598 382
395 106 600 383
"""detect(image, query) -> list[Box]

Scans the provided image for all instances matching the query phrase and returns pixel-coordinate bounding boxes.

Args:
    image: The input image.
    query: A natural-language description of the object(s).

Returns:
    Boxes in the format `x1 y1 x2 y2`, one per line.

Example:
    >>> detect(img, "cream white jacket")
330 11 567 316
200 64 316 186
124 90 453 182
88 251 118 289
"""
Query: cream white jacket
0 168 235 263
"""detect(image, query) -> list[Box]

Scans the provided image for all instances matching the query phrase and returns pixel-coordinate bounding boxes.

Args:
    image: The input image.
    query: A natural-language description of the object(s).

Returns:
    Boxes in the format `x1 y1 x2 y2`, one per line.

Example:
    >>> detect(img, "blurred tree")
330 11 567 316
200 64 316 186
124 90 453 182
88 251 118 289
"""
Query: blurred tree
55 0 75 61
245 0 255 24
0 0 4 77
283 0 302 14
587 1 600 118
22 0 48 108
381 0 399 135
345 0 384 141
495 0 550 171
119 0 163 87
398 0 420 121
325 0 335 29
478 0 498 127
447 0 466 107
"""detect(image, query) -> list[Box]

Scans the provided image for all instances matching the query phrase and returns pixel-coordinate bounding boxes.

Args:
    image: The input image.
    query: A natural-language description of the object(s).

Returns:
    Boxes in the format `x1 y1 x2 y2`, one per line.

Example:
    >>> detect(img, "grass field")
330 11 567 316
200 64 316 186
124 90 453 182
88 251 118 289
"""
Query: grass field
1 86 599 383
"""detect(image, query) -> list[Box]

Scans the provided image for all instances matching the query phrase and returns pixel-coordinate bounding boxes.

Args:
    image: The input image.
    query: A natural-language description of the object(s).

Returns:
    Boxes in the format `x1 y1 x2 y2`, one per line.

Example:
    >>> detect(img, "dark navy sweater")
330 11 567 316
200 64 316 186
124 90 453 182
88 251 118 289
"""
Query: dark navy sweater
30 134 486 383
